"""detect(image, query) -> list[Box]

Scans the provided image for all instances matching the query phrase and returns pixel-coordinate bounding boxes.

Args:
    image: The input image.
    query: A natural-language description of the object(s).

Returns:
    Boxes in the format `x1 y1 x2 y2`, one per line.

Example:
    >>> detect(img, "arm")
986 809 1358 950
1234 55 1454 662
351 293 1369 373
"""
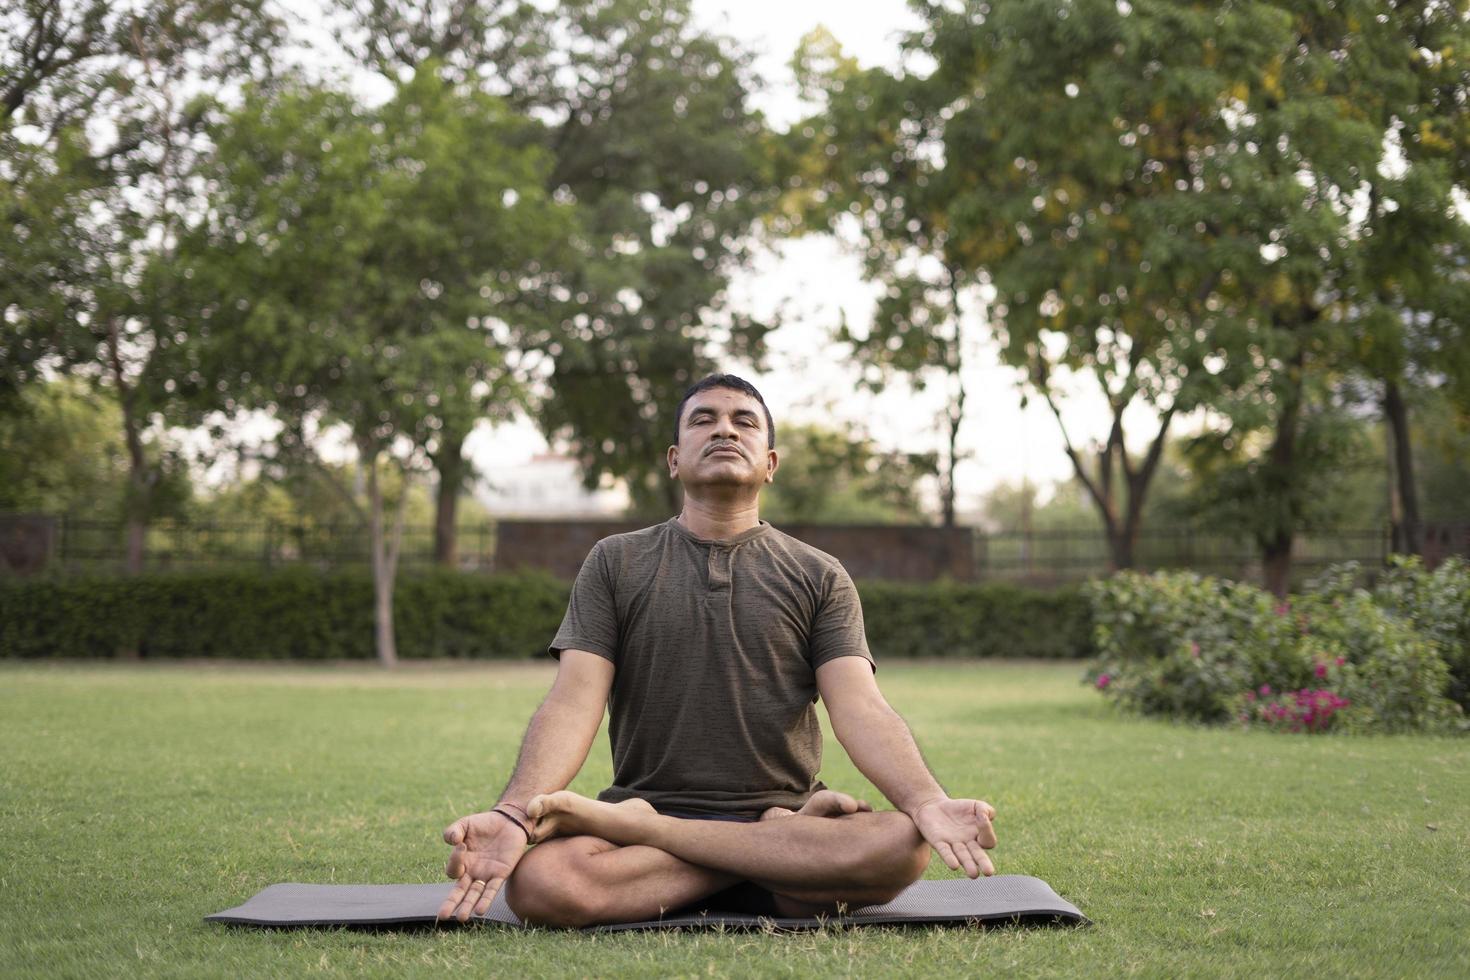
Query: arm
496 649 615 808
438 650 613 920
816 656 998 878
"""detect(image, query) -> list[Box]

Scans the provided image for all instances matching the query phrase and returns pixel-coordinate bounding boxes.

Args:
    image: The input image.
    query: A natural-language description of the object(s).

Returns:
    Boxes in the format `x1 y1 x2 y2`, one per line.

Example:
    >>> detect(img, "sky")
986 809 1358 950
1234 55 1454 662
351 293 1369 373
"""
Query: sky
460 0 1171 516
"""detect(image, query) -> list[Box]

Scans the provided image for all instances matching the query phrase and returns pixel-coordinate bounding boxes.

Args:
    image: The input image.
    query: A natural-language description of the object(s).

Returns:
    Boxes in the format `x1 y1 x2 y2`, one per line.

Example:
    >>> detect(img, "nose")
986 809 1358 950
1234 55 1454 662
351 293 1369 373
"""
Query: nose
712 414 738 438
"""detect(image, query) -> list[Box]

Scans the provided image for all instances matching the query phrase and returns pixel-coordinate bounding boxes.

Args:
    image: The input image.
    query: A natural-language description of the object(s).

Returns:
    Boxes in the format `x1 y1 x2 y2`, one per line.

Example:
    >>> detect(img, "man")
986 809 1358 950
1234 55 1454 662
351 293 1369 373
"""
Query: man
438 374 998 926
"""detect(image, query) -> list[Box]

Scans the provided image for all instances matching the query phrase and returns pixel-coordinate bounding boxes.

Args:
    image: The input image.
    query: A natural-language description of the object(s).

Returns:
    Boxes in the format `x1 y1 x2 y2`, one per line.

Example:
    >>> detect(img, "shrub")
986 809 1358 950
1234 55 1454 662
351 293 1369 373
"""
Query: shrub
0 568 571 660
1375 556 1470 712
0 569 1091 661
857 580 1093 659
1086 567 1463 734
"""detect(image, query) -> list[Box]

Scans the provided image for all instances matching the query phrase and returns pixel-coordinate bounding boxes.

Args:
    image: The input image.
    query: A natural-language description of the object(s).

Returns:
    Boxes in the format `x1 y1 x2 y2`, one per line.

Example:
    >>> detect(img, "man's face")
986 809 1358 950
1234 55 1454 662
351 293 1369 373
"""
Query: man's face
667 387 778 491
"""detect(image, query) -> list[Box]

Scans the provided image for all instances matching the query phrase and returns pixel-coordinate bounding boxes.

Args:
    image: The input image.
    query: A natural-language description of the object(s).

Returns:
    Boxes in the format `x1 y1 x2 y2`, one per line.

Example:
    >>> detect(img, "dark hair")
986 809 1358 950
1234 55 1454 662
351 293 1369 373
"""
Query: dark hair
673 374 776 449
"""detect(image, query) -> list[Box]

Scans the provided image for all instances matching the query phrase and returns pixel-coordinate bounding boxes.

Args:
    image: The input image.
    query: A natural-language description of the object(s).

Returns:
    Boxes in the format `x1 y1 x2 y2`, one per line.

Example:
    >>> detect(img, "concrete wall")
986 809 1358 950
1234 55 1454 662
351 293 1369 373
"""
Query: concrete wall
494 519 975 581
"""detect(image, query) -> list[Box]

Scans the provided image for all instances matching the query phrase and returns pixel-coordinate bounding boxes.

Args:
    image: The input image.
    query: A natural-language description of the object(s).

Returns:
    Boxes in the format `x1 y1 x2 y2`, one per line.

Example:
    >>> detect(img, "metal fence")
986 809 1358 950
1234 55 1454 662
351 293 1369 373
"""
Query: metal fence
975 526 1394 584
34 515 1397 584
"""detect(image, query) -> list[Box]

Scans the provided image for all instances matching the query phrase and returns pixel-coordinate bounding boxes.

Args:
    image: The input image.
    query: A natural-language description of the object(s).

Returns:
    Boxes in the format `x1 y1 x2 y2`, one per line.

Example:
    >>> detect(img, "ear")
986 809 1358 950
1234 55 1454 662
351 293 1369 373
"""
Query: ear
667 444 679 479
765 448 779 484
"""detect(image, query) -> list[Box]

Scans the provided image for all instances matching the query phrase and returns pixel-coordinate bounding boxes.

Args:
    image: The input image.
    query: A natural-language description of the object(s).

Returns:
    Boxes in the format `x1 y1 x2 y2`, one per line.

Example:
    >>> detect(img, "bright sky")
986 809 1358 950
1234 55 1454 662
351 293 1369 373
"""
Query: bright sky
464 0 1166 516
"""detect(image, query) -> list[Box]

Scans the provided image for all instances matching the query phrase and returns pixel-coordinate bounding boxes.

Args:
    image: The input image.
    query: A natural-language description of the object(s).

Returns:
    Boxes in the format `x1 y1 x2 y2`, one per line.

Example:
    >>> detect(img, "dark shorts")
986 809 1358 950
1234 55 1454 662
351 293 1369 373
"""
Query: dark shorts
657 807 783 918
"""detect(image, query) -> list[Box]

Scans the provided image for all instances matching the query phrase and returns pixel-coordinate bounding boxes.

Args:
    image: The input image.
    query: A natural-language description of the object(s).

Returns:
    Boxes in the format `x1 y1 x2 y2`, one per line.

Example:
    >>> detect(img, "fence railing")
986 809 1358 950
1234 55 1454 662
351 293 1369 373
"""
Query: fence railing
18 515 1405 584
974 526 1394 583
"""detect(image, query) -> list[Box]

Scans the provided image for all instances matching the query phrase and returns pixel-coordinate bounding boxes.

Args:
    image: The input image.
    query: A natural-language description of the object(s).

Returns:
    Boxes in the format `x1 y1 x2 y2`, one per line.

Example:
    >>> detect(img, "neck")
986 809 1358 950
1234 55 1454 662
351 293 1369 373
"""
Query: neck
676 491 762 541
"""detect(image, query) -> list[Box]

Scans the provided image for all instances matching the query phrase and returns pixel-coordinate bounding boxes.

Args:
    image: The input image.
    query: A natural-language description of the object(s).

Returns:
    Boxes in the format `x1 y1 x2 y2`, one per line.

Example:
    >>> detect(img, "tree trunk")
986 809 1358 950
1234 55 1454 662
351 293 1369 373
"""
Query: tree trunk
1106 522 1137 572
433 433 464 567
364 449 399 668
1262 534 1294 598
941 412 959 528
1383 380 1421 556
1261 349 1305 598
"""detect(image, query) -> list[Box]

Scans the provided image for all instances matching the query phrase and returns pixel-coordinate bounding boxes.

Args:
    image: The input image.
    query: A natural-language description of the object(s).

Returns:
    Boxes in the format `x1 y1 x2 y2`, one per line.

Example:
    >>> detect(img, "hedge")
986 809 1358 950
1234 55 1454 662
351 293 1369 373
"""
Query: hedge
0 569 1093 661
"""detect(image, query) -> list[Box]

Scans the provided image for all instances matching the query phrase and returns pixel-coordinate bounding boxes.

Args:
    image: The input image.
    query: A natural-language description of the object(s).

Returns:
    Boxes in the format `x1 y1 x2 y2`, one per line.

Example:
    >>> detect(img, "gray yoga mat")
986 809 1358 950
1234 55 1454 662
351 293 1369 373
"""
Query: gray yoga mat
206 875 1087 931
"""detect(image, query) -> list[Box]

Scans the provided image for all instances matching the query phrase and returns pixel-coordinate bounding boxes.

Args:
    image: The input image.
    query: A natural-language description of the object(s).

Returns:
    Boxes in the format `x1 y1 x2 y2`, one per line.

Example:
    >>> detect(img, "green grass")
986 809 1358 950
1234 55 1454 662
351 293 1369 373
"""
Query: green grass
1 660 1466 978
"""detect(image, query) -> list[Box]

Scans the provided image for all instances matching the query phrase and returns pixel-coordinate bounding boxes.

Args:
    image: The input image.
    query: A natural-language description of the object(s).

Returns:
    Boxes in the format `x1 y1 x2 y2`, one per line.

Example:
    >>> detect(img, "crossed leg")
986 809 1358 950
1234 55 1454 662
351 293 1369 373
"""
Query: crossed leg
505 791 930 928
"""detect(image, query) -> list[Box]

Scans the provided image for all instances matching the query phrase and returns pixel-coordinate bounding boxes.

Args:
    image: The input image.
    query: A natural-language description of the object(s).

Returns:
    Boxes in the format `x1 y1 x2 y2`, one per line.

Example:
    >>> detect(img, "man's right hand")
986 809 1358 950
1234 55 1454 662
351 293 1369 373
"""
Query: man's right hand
436 810 529 921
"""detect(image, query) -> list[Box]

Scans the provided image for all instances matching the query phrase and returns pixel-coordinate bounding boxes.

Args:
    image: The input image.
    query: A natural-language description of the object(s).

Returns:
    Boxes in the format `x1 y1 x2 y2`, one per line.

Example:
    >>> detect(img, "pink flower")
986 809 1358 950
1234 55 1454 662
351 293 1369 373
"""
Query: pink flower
1314 663 1328 679
1259 684 1272 696
1190 641 1201 658
1274 602 1290 616
1245 691 1256 702
1335 657 1345 667
1096 673 1111 690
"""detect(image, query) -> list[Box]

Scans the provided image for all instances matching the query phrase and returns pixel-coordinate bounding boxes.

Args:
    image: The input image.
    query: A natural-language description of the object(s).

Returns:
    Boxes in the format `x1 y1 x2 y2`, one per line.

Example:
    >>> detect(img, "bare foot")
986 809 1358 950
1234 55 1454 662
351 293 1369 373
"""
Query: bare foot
761 790 872 821
526 791 655 844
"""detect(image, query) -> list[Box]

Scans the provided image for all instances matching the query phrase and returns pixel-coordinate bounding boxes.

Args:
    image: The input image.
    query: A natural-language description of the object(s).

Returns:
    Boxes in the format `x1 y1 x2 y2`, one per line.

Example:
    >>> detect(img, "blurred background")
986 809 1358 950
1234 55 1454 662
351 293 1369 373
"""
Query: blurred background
4 0 1469 634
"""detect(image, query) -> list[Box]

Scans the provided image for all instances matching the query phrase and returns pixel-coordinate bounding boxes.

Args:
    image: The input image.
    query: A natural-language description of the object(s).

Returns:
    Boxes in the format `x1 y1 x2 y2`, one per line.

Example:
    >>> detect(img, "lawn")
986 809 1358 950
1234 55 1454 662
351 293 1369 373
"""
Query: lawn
1 660 1466 978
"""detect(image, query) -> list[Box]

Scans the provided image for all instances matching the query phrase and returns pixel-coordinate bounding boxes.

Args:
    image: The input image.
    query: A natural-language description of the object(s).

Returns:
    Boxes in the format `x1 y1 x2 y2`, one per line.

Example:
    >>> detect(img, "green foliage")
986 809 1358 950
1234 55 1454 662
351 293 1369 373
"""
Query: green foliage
0 571 1091 662
1086 567 1464 733
1177 404 1376 539
335 0 783 514
799 0 1470 578
972 478 1104 533
0 569 570 660
859 581 1093 660
760 423 936 524
0 378 126 514
1376 556 1470 711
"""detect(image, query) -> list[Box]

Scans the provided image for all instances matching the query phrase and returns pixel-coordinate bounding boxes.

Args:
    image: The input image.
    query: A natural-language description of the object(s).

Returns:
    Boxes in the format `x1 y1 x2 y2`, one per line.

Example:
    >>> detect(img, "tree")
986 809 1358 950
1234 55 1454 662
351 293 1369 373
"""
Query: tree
179 70 572 665
801 1 1470 593
783 29 977 527
0 377 129 514
1 0 282 571
759 423 935 525
334 0 780 524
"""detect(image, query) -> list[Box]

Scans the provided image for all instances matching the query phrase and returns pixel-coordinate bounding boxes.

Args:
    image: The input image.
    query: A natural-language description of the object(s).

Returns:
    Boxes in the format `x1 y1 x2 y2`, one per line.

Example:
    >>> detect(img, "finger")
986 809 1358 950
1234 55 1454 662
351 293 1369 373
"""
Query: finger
437 873 473 920
857 799 873 812
954 840 981 879
474 878 505 917
445 843 467 879
980 801 997 823
970 841 995 877
934 840 960 871
443 819 466 846
976 818 998 850
456 879 488 923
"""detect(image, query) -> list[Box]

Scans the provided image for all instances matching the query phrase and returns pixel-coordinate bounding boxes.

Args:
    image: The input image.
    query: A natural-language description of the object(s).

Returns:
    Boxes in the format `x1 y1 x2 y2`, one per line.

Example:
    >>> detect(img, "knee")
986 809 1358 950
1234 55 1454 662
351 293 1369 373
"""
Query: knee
505 840 606 928
854 815 930 899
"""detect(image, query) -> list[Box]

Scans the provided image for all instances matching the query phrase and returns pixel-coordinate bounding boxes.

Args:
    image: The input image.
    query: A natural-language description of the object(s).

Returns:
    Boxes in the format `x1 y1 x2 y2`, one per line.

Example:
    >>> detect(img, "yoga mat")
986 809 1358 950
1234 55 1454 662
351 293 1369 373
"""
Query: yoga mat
206 875 1087 931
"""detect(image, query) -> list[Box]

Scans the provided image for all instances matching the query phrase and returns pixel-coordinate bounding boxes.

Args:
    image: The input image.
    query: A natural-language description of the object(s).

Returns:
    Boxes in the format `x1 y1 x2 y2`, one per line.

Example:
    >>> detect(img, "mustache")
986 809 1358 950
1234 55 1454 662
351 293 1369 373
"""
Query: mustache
704 441 746 458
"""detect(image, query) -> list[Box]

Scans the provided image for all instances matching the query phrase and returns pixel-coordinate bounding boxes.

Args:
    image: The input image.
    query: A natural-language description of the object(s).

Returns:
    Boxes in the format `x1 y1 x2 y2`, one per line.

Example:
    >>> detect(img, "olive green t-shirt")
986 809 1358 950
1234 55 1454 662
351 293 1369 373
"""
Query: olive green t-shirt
549 517 874 817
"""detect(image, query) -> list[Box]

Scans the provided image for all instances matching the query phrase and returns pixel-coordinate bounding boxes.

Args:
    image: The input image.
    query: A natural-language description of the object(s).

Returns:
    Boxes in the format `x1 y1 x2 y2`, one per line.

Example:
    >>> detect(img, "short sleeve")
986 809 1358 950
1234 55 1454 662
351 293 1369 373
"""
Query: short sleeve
809 563 874 671
549 542 619 662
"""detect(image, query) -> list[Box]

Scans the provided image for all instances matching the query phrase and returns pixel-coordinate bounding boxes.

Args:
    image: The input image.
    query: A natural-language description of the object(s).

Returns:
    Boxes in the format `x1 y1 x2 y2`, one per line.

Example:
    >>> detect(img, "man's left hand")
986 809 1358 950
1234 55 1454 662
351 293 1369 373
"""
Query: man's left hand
912 798 998 878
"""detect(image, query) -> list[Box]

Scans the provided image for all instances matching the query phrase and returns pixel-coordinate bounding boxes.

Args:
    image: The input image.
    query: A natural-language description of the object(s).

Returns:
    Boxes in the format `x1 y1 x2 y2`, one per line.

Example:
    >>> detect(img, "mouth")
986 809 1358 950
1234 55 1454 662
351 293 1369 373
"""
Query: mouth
706 445 745 459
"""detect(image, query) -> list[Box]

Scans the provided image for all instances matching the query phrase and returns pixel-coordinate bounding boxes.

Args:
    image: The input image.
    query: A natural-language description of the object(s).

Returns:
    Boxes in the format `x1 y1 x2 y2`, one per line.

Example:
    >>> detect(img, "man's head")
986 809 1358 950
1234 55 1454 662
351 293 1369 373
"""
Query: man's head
673 374 775 450
667 374 778 491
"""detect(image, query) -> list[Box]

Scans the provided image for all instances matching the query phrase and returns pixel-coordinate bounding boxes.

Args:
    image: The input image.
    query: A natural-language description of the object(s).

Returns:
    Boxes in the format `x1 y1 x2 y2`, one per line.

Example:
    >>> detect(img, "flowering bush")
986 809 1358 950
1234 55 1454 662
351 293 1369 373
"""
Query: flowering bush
1085 570 1311 724
1086 566 1464 734
1242 688 1350 733
1374 556 1470 712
